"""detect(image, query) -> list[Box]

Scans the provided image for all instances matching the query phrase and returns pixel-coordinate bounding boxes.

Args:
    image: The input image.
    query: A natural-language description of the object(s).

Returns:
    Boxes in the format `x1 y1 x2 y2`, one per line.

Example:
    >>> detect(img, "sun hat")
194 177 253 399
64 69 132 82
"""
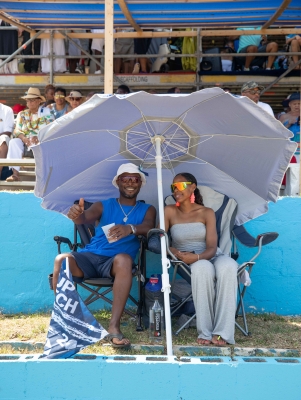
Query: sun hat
21 87 46 102
65 90 86 103
241 81 264 93
282 93 300 108
112 163 147 188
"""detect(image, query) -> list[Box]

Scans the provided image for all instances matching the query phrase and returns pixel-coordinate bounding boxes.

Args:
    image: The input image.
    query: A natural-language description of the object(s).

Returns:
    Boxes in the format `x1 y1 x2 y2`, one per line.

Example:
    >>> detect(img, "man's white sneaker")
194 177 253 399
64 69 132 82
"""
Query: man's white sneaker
95 70 102 74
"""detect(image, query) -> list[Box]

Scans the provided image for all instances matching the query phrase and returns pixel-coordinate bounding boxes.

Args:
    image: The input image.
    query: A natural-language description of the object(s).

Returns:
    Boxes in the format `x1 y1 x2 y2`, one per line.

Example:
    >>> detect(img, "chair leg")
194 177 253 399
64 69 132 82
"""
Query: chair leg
174 313 196 336
235 278 250 336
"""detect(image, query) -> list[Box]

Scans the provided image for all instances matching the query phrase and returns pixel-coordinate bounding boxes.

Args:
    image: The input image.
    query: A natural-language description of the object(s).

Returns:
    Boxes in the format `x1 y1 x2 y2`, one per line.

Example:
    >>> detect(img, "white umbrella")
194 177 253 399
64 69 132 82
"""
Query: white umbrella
34 88 296 355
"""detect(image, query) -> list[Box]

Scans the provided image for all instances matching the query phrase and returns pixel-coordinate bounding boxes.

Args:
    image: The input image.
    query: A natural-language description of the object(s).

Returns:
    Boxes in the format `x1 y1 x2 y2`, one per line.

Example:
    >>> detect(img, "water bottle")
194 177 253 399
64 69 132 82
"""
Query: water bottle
149 297 164 343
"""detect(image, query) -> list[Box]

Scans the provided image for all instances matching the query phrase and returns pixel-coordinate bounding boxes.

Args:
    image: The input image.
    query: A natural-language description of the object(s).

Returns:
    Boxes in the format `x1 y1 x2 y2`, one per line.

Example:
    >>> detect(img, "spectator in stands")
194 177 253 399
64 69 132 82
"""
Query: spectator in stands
280 93 300 158
133 38 152 73
114 31 135 74
12 103 26 117
6 87 54 182
67 30 81 73
167 87 181 94
220 48 233 71
148 89 158 94
0 20 19 74
43 84 55 106
65 90 85 110
41 30 66 73
115 85 130 94
233 27 278 71
91 29 116 74
0 103 14 179
286 32 301 69
67 30 89 74
222 39 244 71
241 81 274 116
22 30 41 73
48 87 71 118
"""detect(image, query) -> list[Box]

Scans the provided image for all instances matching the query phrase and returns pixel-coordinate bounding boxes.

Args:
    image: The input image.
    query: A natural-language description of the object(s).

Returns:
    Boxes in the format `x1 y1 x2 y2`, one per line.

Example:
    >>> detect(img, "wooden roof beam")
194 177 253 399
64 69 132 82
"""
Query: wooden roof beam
0 12 34 33
262 0 292 29
117 0 142 32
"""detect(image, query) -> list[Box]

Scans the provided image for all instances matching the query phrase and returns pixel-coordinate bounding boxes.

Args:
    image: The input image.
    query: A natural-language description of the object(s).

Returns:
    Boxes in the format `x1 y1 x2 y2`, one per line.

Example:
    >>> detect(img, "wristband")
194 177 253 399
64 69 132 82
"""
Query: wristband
128 224 137 235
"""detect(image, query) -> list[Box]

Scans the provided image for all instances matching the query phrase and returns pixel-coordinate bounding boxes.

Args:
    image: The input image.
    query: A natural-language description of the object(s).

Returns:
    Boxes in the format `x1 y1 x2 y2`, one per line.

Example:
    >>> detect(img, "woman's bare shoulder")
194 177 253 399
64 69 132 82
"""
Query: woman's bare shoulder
165 204 176 215
202 206 215 218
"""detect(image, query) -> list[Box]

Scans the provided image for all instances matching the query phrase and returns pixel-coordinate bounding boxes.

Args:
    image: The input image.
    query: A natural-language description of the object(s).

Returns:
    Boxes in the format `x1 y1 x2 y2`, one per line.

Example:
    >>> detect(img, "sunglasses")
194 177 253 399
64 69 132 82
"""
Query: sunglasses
118 176 141 184
245 90 260 95
55 94 65 99
70 97 81 101
171 182 192 192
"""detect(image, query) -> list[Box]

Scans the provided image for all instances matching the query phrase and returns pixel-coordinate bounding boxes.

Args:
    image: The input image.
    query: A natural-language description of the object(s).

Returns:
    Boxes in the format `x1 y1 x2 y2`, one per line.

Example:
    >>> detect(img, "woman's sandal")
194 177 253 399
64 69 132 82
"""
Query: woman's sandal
211 335 229 347
6 175 21 182
197 338 212 346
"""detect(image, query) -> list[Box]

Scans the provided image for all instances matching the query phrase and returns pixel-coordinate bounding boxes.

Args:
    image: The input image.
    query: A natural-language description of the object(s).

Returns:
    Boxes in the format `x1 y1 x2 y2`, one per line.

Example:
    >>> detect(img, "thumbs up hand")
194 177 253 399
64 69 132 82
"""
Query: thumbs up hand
67 198 85 221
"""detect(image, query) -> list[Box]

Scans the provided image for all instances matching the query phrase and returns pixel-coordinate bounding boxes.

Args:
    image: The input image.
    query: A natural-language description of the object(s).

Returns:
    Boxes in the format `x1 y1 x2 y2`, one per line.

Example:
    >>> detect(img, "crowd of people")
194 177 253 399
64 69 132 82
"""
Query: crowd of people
0 82 299 182
1 21 301 74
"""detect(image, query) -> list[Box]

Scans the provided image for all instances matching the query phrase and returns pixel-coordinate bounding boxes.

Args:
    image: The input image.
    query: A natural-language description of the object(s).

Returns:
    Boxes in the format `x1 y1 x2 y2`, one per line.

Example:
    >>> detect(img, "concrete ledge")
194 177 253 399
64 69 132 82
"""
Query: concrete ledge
1 341 299 358
0 354 301 399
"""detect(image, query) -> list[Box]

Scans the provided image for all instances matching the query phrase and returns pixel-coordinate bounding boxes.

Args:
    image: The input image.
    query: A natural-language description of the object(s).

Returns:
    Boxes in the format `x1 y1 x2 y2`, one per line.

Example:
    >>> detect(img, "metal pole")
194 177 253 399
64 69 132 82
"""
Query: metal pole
196 28 201 91
261 58 301 95
0 30 43 69
50 30 54 85
154 136 173 357
104 0 114 94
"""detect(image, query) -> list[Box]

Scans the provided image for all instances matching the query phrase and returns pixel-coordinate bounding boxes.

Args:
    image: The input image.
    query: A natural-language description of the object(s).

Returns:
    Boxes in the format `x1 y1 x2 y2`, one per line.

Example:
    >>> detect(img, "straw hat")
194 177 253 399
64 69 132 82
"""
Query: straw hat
21 87 46 102
112 163 147 188
65 90 86 103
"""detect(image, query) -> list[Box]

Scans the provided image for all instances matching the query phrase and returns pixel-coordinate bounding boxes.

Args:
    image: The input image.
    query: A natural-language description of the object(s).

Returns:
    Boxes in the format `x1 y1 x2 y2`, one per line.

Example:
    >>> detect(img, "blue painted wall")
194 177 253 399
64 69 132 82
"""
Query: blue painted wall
1 355 301 400
0 193 300 315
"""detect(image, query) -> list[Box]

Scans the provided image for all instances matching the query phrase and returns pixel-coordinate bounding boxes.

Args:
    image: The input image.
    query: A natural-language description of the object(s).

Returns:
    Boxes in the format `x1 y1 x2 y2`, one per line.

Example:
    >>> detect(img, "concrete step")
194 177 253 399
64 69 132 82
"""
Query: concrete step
0 181 35 191
19 170 36 181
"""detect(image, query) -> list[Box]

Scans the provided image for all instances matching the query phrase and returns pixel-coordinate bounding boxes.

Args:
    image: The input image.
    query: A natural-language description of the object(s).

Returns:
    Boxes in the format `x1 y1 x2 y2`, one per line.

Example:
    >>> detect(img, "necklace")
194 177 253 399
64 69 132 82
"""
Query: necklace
117 199 138 222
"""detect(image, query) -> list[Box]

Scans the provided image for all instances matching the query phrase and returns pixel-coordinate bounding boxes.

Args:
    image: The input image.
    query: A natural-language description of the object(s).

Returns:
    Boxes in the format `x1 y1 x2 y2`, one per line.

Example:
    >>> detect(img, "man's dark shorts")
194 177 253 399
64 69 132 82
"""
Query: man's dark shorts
71 251 115 282
239 44 268 68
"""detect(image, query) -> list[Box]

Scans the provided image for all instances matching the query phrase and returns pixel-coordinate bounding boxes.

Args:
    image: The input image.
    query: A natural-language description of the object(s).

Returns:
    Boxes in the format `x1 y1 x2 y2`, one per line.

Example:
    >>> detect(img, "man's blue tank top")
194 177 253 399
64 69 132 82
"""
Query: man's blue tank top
79 198 151 260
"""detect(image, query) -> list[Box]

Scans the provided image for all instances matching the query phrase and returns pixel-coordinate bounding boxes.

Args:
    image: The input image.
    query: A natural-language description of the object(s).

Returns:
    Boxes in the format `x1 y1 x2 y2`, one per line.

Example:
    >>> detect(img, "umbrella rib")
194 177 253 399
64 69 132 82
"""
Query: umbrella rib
153 92 226 140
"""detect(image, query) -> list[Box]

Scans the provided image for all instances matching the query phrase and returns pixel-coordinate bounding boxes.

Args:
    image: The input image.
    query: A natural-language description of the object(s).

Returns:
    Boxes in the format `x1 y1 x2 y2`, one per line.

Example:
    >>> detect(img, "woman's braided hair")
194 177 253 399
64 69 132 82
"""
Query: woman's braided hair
174 172 204 206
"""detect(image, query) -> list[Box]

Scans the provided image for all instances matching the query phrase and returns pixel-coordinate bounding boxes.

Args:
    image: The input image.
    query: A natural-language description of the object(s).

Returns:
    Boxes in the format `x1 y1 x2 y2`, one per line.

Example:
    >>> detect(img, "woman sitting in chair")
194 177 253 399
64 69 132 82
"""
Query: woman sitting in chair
165 172 238 346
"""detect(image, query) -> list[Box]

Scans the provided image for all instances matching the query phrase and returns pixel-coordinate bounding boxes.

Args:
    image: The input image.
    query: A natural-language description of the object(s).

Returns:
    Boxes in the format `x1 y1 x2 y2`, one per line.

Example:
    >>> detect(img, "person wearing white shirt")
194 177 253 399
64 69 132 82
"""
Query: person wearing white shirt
0 103 14 178
241 81 274 116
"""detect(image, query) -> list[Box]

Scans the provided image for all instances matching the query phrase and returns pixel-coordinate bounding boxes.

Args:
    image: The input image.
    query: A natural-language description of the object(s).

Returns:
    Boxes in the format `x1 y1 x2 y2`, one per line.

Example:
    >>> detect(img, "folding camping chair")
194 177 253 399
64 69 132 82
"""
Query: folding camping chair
147 185 279 336
52 200 147 331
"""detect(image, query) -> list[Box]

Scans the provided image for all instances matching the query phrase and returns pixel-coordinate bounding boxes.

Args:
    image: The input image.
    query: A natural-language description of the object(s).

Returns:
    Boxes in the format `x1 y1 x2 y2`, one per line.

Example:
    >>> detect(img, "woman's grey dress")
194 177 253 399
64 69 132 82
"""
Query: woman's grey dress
170 223 237 344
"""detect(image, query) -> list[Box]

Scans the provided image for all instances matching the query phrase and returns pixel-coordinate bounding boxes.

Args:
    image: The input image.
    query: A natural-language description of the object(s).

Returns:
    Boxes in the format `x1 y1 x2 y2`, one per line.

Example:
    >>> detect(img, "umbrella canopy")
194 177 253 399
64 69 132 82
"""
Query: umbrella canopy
34 88 296 226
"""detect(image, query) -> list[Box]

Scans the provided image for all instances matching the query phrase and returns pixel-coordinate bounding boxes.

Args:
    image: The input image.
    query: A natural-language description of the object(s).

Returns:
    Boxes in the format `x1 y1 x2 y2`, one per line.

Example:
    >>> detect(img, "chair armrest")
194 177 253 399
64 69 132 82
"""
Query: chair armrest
147 228 166 254
254 232 279 247
53 235 73 250
232 225 279 248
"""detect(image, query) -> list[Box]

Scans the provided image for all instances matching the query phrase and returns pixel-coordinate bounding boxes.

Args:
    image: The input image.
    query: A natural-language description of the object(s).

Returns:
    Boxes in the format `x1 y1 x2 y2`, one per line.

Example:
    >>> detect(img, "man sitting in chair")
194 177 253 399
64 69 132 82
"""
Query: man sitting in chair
52 163 156 348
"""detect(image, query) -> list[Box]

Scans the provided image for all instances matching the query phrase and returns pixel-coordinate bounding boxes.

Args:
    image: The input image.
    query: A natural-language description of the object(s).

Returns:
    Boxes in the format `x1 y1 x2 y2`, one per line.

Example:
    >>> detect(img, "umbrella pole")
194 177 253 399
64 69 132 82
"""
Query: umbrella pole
154 136 173 356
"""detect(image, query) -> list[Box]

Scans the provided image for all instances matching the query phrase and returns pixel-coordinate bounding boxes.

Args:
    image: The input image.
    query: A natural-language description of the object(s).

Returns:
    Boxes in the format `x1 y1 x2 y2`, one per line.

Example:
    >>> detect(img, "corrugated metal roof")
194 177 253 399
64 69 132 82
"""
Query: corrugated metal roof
1 0 300 30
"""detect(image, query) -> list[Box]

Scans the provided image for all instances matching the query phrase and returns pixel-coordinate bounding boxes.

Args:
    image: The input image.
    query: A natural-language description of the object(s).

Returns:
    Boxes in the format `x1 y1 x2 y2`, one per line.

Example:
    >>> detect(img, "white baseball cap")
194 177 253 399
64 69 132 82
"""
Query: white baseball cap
112 163 147 188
